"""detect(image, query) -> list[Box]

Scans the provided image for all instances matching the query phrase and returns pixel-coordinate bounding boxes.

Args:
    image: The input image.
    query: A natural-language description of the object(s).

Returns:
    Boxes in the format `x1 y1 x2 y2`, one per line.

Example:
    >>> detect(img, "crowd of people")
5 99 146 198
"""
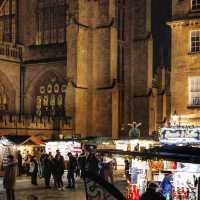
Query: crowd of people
3 146 116 200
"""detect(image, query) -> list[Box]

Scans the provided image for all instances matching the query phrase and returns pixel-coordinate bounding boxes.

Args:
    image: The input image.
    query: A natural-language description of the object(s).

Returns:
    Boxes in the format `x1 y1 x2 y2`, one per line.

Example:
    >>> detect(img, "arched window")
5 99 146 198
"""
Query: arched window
0 84 8 113
35 77 66 117
35 0 66 45
0 0 16 43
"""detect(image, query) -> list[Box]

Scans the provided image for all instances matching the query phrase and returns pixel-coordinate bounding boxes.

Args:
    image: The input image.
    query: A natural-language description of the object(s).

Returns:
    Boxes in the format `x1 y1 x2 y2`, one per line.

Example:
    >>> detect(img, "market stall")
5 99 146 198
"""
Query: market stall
98 144 200 200
0 135 44 170
2 135 44 158
113 139 159 171
0 136 16 172
45 140 82 160
159 126 200 145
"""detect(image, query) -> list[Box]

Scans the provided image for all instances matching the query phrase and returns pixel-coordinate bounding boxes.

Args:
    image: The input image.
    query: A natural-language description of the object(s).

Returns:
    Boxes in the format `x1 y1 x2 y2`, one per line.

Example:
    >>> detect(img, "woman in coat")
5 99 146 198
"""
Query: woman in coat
3 155 17 200
30 156 38 185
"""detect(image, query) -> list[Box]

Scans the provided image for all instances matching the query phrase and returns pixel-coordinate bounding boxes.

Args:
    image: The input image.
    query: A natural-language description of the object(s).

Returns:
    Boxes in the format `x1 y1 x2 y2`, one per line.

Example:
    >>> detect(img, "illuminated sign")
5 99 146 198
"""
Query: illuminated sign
159 127 200 144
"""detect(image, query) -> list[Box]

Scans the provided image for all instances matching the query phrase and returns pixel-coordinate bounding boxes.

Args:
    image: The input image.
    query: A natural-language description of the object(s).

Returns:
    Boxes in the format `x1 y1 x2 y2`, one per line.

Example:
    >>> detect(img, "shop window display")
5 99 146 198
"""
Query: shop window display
125 159 200 200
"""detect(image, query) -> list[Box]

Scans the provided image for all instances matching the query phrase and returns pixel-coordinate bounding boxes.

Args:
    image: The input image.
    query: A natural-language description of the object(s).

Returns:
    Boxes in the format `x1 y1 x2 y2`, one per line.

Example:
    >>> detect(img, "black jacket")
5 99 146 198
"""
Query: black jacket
53 158 65 176
140 189 166 200
43 158 53 177
67 156 77 172
78 153 86 170
85 153 99 174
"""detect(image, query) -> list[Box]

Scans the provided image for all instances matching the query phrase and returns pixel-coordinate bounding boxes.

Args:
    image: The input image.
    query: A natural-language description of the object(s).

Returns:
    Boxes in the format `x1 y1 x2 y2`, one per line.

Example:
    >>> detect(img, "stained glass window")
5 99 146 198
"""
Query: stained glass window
35 78 66 117
0 85 7 112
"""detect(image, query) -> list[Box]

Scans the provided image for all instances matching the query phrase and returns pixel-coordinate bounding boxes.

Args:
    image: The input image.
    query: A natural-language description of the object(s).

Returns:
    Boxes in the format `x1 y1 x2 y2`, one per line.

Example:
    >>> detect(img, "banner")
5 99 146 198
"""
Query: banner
84 171 126 200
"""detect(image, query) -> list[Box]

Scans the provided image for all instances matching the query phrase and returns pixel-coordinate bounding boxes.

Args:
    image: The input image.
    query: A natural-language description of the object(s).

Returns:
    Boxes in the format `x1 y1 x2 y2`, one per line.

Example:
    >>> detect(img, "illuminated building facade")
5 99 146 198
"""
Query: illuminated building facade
0 0 170 139
169 0 200 125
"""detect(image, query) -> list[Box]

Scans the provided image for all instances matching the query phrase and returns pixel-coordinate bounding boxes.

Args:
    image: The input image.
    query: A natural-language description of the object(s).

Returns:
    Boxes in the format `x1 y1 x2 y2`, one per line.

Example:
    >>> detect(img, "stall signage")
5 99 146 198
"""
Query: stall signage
160 127 200 144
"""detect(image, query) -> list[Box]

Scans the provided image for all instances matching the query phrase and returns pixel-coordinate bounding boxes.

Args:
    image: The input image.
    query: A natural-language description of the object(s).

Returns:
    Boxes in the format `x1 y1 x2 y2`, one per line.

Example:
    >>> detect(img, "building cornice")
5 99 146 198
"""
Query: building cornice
168 17 200 28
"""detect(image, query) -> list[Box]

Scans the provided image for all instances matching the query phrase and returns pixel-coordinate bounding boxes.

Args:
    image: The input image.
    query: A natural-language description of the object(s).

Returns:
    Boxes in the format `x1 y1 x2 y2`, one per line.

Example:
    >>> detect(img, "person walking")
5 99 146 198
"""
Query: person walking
43 154 53 189
85 147 99 175
78 150 86 178
54 154 65 190
160 172 173 200
17 151 23 176
30 156 38 185
140 182 165 200
100 158 114 184
75 153 80 178
24 154 31 176
3 155 17 200
67 152 77 189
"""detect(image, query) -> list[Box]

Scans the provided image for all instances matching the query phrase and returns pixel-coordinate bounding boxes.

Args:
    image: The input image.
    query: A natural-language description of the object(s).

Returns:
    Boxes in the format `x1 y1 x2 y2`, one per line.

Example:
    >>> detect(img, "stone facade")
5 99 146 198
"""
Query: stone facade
0 0 71 139
66 0 171 137
0 0 170 139
170 0 200 125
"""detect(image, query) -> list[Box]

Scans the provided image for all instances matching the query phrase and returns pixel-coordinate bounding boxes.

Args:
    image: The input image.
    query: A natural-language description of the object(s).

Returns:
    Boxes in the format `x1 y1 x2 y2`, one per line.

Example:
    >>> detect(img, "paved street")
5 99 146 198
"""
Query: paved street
0 175 127 200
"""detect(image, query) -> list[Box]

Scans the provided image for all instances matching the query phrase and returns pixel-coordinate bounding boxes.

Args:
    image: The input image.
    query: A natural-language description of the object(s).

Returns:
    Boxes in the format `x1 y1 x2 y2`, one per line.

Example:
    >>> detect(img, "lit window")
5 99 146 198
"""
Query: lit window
190 30 200 53
189 77 200 106
192 0 200 10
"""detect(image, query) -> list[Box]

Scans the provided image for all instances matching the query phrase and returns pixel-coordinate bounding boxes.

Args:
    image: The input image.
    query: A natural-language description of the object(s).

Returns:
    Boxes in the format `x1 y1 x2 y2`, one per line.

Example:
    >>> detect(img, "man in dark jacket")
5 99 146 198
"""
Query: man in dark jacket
67 152 77 188
17 151 23 176
85 148 99 175
43 154 53 189
140 182 165 200
54 154 65 190
3 155 17 200
78 150 86 178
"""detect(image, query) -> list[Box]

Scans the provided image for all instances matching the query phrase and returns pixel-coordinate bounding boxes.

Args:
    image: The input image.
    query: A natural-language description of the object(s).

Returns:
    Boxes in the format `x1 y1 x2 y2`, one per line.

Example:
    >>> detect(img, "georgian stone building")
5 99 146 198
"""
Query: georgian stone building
169 0 200 125
0 0 170 139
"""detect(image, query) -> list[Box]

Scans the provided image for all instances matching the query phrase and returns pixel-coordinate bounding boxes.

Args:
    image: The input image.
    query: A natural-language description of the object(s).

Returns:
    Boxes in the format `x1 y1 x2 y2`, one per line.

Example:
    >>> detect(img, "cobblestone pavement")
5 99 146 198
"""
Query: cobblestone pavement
0 176 127 200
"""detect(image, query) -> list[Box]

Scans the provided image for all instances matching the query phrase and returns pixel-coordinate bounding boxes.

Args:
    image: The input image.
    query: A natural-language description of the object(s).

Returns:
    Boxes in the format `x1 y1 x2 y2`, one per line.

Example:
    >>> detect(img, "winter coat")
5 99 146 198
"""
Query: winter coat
140 189 166 200
67 156 77 172
17 153 22 167
85 153 99 174
160 175 173 194
30 160 38 174
3 161 17 189
78 153 86 170
54 158 65 177
43 158 53 178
